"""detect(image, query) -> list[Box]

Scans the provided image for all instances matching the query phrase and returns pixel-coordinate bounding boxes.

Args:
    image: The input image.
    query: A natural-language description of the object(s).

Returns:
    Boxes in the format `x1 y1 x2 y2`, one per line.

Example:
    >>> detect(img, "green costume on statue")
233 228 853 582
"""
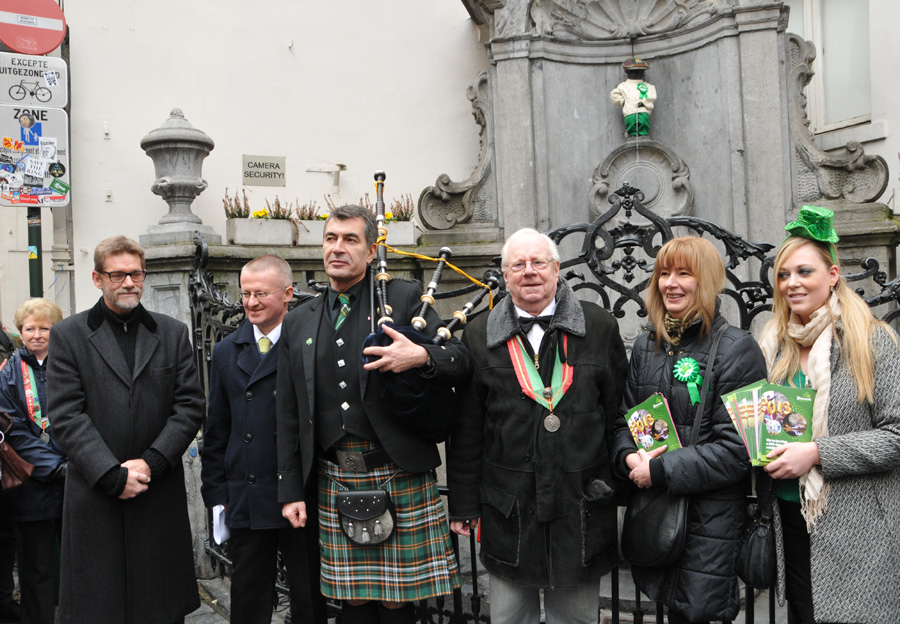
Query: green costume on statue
624 111 650 137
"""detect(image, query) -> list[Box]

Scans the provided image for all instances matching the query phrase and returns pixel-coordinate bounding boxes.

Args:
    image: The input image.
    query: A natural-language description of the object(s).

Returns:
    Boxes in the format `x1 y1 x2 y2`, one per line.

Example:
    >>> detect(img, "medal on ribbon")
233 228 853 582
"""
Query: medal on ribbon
673 357 703 405
507 334 573 432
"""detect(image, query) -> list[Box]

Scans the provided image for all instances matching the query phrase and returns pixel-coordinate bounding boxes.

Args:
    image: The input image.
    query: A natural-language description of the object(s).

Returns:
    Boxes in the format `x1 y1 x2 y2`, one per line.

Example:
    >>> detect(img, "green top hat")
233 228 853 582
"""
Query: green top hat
785 205 839 244
785 205 839 263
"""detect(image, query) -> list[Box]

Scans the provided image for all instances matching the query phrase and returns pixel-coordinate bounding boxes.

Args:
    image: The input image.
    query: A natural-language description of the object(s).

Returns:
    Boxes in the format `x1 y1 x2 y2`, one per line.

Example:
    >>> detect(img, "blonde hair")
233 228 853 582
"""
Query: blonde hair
765 237 888 404
646 236 725 347
14 298 63 332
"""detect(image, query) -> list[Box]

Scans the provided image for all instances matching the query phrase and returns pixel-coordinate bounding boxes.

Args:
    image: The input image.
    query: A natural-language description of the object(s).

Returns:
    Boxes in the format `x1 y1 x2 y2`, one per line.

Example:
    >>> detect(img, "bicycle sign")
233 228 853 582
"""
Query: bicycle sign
0 52 67 108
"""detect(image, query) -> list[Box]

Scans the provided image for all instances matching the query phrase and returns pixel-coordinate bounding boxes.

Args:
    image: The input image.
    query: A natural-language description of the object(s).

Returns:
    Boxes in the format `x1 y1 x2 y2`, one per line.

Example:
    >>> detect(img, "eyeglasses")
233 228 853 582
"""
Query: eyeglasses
506 259 553 273
239 288 289 302
100 270 147 283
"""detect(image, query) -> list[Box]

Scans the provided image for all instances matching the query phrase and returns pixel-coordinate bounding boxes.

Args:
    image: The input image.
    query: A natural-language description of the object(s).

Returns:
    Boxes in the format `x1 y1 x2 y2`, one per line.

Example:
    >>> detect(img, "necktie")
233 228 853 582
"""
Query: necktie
258 337 272 355
518 315 553 334
335 293 351 330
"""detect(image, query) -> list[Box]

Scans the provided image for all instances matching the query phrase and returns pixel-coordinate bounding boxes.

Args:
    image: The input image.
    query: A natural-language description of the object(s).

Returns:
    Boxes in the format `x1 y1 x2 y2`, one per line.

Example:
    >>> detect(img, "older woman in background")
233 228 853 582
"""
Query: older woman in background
613 236 766 623
0 298 66 624
759 206 900 624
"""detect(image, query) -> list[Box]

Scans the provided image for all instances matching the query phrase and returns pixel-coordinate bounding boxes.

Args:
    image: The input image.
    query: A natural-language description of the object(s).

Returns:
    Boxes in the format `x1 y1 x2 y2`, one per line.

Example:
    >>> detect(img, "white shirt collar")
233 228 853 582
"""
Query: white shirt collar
513 300 557 353
252 322 282 345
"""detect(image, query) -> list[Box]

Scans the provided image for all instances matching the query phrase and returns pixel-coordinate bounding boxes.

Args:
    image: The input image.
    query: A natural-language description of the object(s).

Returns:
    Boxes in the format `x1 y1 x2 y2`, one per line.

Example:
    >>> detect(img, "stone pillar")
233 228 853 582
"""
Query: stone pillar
831 201 900 299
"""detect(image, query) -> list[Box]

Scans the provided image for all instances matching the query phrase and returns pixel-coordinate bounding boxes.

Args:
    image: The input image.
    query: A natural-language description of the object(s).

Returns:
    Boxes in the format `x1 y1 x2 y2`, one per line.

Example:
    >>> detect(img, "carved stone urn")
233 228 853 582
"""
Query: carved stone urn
140 108 215 226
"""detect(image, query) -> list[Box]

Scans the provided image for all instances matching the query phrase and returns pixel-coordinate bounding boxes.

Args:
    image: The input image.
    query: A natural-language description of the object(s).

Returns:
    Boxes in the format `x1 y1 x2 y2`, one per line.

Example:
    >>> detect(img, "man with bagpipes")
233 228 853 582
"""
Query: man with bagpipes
276 199 472 624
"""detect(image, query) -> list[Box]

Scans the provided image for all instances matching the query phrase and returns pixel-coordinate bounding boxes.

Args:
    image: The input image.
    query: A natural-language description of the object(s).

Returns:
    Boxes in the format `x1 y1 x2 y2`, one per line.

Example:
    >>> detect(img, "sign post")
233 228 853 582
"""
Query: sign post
0 0 68 297
0 0 66 56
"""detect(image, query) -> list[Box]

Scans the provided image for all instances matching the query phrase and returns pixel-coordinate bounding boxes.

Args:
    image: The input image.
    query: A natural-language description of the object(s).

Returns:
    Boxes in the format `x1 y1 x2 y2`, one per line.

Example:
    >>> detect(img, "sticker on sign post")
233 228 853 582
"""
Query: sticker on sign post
48 177 68 195
38 137 55 159
23 155 47 179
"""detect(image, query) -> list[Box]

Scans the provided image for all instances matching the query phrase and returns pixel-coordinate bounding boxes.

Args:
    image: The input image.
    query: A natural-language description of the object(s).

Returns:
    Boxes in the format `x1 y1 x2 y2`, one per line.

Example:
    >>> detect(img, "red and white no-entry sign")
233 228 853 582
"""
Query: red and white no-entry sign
0 0 66 56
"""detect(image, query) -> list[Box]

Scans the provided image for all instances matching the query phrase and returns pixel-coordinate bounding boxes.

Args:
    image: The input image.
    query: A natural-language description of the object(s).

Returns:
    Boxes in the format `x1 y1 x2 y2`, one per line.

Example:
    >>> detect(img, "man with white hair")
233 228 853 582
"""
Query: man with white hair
448 228 627 624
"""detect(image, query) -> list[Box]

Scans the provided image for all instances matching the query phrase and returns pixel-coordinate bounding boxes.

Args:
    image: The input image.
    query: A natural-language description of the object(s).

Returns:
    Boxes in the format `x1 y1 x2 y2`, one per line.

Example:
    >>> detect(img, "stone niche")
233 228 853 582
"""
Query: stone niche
427 0 896 278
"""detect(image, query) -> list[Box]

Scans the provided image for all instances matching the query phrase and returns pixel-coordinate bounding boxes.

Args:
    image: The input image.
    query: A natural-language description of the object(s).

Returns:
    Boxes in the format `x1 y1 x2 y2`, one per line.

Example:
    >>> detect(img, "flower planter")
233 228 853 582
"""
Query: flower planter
226 218 297 246
383 221 420 246
295 220 326 246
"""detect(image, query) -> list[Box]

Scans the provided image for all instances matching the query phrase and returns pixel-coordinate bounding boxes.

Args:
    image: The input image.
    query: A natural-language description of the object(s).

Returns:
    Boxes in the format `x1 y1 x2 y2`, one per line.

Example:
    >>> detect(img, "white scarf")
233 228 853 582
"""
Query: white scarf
759 295 839 530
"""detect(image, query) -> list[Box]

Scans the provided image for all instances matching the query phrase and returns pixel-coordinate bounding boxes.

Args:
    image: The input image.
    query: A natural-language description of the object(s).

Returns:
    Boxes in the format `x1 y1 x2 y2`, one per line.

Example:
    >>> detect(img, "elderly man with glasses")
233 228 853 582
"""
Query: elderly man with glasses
447 228 628 624
47 235 205 624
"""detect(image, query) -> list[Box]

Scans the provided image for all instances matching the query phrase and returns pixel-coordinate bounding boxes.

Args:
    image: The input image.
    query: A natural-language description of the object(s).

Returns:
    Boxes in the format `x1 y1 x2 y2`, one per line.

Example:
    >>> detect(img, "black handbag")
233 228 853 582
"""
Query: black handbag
621 326 725 567
337 490 396 546
736 471 777 588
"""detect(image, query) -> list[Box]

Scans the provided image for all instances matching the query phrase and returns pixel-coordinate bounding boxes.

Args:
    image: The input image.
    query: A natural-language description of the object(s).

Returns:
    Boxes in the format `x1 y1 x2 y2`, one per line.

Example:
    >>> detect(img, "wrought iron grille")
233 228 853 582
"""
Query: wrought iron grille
188 184 900 623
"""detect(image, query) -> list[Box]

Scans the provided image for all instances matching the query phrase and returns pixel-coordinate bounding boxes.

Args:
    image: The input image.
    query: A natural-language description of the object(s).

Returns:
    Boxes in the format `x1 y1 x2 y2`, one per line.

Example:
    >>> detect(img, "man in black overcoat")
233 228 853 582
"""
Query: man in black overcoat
47 236 205 624
447 228 627 624
201 254 325 623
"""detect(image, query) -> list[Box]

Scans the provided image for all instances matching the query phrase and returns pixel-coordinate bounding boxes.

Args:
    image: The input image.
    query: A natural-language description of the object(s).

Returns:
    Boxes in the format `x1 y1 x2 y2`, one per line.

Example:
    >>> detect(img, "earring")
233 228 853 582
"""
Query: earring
830 286 835 293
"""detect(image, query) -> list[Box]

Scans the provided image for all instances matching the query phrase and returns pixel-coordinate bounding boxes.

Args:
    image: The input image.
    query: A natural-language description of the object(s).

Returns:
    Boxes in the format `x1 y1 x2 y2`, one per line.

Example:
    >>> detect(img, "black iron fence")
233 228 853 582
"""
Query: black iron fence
188 184 900 623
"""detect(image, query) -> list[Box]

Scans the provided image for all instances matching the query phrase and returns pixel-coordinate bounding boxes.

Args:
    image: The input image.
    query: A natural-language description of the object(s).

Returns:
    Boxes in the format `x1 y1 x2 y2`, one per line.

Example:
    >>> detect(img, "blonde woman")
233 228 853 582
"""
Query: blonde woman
759 206 900 624
613 236 766 623
0 298 65 624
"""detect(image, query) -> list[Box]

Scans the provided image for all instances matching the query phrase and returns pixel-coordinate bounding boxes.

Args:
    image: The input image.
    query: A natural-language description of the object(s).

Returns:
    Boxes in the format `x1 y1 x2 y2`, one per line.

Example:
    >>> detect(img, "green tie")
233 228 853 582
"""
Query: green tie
258 336 272 355
335 293 351 330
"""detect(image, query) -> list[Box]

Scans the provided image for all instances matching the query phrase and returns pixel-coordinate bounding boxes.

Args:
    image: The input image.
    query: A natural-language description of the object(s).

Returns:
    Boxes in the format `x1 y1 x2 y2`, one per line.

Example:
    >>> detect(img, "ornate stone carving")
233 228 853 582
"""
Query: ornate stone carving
590 139 693 220
788 34 888 204
418 71 495 230
530 0 726 40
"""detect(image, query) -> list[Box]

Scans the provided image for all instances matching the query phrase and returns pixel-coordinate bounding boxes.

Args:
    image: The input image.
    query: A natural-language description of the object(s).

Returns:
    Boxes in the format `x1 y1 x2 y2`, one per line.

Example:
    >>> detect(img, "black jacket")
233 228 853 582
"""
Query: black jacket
276 276 472 503
448 282 628 588
612 313 766 621
0 347 65 522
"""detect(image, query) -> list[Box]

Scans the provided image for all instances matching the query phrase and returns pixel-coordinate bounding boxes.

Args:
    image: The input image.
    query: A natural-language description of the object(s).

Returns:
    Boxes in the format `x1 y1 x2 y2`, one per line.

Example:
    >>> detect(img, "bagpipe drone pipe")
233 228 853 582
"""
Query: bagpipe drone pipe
360 171 497 441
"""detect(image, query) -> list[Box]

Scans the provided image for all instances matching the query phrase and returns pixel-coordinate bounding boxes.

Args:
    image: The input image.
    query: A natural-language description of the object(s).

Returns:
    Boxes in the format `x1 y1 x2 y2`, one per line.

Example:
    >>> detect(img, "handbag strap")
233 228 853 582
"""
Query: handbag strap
687 324 726 447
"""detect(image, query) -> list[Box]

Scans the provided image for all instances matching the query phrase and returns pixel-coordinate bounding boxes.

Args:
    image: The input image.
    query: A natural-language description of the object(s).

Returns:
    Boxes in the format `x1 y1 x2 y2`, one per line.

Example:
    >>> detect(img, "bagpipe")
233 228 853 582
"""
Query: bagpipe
361 171 497 441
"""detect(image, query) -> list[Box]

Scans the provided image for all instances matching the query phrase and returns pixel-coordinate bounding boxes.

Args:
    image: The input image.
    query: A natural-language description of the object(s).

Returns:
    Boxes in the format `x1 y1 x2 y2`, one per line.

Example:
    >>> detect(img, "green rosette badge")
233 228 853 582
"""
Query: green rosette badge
673 357 703 405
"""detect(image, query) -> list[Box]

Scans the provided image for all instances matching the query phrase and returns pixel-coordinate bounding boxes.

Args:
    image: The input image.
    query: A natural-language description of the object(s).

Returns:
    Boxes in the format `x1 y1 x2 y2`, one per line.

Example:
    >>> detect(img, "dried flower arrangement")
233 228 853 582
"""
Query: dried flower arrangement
223 188 251 219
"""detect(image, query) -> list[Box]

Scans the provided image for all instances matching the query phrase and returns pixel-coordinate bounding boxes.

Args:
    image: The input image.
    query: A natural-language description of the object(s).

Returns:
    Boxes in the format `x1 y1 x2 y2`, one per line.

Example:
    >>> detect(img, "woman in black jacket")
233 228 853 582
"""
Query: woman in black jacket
612 237 766 624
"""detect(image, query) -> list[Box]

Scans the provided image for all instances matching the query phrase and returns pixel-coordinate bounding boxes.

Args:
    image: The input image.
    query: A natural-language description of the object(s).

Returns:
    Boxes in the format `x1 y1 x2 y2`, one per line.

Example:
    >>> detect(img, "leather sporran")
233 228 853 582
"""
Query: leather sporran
621 486 689 567
0 412 34 491
337 490 396 546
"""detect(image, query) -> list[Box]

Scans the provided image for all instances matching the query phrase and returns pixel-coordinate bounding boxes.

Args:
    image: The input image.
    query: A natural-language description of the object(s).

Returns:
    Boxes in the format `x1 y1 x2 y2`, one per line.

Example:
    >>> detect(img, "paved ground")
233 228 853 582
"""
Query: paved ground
188 577 289 623
190 570 786 624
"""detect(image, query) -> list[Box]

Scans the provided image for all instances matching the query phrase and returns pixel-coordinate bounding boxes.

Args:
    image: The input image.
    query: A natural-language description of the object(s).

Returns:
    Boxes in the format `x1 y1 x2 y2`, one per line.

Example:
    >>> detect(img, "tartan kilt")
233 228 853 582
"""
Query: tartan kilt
318 438 461 602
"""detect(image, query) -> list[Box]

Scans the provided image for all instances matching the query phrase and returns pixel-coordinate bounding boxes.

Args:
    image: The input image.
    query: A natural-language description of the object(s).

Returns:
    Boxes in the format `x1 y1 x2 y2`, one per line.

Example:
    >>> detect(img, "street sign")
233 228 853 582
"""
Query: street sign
0 0 66 56
0 103 69 206
0 52 66 108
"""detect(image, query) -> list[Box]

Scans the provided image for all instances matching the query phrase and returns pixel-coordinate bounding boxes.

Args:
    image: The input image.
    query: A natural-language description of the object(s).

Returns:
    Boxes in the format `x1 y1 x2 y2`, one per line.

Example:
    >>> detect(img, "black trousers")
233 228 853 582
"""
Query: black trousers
0 499 16 608
228 521 326 624
779 499 816 624
17 519 61 624
667 609 709 624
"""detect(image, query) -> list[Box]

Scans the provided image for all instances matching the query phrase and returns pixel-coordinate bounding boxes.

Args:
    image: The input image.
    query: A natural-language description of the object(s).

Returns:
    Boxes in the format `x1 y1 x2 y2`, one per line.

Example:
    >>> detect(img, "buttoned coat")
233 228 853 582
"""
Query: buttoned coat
47 301 205 624
201 319 287 529
447 282 628 588
276 277 471 503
